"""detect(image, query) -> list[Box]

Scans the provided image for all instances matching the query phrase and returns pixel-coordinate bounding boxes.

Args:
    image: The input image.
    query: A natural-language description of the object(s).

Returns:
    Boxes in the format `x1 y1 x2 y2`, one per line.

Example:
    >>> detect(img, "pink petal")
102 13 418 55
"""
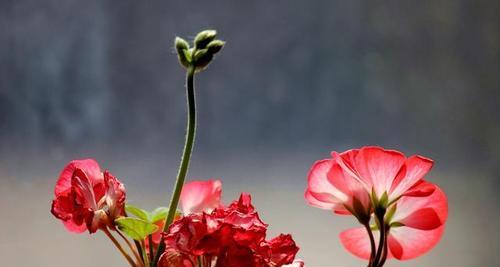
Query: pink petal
305 159 348 208
388 225 445 260
339 227 392 260
55 159 102 194
304 190 336 210
180 180 222 214
393 183 448 230
354 146 405 196
389 155 433 199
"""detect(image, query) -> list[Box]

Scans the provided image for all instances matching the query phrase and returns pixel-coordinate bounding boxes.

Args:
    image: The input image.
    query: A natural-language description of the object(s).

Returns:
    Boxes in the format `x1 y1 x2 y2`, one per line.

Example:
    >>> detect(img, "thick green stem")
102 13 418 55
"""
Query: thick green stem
363 223 376 267
153 65 196 266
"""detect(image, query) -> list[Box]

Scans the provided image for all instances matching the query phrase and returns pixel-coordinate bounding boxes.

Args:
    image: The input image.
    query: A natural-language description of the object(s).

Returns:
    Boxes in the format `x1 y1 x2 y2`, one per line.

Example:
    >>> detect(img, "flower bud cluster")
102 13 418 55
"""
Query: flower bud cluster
175 30 225 72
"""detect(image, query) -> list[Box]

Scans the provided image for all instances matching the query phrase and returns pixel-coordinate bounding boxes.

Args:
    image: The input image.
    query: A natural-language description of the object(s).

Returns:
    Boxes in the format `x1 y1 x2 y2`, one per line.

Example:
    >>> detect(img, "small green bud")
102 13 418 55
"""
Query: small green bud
193 49 214 72
389 221 405 228
384 204 397 224
175 37 191 68
206 40 225 54
378 191 389 208
194 30 217 49
175 37 189 51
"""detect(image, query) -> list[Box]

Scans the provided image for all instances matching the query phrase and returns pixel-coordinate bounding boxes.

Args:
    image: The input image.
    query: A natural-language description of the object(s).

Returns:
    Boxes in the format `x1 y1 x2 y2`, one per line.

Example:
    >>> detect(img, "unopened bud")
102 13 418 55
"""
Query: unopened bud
193 49 214 72
194 30 217 49
175 37 191 68
207 40 225 54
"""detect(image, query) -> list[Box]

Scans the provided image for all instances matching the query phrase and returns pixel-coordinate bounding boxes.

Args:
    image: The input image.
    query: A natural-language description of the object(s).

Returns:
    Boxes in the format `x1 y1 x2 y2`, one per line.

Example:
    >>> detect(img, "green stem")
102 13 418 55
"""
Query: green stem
153 65 197 266
141 240 151 267
363 223 376 267
103 228 137 267
117 229 144 266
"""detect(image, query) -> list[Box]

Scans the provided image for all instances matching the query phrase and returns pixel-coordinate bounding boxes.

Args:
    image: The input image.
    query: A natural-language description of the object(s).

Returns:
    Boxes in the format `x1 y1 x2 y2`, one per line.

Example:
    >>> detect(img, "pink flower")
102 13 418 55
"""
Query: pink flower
305 146 435 218
180 179 222 214
50 159 126 233
339 181 448 260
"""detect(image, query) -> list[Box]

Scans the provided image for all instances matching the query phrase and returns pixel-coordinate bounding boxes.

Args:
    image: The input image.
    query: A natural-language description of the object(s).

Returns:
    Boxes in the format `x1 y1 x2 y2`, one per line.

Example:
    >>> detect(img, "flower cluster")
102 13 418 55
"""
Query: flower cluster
305 146 448 265
159 193 299 267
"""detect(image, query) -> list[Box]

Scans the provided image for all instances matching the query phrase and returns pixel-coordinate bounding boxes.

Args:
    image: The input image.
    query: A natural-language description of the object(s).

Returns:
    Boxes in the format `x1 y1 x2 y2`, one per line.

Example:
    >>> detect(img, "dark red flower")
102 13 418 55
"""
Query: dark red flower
51 159 126 233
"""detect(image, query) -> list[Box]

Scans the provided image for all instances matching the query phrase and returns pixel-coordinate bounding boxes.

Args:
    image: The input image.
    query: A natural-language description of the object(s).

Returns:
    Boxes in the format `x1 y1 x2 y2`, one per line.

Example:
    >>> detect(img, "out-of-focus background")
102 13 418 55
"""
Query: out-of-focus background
1 1 499 266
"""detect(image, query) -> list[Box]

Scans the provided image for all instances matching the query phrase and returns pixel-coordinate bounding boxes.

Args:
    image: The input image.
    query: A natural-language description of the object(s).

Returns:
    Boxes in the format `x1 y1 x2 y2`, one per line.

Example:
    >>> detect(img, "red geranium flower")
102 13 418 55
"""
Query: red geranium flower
159 190 300 267
146 179 222 254
50 159 126 233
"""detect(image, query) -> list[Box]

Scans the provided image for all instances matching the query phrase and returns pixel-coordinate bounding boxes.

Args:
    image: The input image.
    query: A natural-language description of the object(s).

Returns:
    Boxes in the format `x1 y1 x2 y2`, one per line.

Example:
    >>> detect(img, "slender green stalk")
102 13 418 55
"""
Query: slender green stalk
153 65 197 265
372 211 387 267
141 240 151 267
103 228 137 267
117 229 144 265
363 223 376 267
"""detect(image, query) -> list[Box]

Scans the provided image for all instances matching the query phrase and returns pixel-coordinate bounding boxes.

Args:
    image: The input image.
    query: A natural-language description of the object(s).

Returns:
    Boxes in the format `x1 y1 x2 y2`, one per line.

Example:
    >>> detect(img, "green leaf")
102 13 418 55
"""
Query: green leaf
115 217 158 241
125 204 150 221
150 207 169 223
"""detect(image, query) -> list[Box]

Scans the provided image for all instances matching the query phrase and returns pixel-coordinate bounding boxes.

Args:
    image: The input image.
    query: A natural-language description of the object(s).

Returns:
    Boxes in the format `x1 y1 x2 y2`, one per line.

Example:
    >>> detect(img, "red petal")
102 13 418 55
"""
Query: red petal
393 183 448 231
389 155 433 199
55 159 102 195
402 180 436 197
180 180 222 214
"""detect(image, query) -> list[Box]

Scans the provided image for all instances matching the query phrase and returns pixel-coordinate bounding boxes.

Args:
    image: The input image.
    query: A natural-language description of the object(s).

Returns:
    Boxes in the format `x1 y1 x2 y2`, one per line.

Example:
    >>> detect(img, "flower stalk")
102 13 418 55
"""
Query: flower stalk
103 228 137 267
152 30 225 266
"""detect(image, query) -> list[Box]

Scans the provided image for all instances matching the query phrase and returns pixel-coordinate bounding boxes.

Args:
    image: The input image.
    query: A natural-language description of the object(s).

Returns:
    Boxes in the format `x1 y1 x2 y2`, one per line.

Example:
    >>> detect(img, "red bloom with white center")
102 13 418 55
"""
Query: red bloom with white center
340 181 448 260
50 159 126 233
305 146 435 218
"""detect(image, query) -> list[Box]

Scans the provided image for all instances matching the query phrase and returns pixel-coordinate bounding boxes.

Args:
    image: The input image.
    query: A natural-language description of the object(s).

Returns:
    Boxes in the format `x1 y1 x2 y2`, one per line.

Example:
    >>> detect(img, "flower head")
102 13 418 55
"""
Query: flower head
305 146 434 219
51 159 126 233
340 181 448 260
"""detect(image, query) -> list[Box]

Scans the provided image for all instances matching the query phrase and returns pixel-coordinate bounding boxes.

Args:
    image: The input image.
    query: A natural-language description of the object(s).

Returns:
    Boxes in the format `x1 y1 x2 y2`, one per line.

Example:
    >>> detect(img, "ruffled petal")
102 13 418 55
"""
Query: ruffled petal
180 180 222 214
55 159 102 194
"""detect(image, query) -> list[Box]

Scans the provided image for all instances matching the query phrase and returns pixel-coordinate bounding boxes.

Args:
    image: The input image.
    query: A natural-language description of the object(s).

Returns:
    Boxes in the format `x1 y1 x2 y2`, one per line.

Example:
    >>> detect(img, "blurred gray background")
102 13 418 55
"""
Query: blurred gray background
1 0 499 266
